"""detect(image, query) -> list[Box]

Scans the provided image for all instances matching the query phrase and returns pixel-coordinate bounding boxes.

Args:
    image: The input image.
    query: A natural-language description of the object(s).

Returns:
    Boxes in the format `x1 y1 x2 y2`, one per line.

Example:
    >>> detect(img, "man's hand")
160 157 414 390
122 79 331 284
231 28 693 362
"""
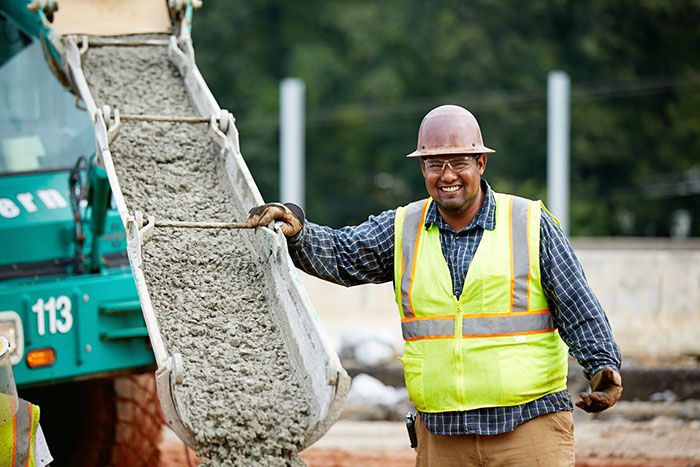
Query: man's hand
246 202 303 237
576 367 623 413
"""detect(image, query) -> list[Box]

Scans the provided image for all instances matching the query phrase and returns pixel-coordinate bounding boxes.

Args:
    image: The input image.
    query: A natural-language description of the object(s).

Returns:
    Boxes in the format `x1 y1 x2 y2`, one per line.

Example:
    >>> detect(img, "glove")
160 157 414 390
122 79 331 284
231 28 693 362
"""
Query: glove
246 202 304 237
575 367 623 413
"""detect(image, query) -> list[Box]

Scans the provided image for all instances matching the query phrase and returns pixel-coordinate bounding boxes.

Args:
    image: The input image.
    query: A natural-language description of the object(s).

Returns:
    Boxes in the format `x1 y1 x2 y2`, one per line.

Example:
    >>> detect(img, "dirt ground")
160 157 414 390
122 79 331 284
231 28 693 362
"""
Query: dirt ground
159 417 700 466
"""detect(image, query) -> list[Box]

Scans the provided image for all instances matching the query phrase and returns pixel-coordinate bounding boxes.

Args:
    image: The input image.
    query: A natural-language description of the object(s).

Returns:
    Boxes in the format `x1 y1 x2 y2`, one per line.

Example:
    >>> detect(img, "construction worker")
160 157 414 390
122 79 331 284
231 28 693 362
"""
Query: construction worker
0 336 52 467
247 104 622 466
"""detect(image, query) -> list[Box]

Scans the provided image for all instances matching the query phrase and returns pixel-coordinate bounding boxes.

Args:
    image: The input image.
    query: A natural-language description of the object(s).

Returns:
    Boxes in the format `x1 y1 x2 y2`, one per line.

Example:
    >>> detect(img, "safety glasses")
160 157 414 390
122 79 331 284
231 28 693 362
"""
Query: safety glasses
422 155 480 174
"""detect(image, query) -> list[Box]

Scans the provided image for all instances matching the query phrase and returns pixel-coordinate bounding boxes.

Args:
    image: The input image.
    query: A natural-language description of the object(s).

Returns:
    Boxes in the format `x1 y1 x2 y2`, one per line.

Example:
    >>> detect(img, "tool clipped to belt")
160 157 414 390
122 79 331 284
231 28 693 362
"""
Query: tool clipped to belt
406 412 418 449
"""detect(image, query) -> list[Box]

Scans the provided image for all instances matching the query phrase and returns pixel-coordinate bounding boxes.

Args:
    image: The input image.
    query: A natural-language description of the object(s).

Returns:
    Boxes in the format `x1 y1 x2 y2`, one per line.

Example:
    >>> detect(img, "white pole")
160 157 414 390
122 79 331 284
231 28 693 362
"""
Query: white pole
547 70 571 234
280 78 305 209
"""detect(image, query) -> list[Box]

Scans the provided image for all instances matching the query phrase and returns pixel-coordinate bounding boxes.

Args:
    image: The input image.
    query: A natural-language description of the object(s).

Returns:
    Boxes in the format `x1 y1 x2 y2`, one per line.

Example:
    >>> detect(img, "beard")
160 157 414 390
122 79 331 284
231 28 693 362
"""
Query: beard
434 188 480 215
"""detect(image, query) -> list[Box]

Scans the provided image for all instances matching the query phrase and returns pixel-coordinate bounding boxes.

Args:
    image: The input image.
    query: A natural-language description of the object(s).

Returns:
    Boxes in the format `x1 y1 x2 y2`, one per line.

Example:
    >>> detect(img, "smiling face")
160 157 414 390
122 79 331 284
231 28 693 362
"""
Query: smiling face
420 154 487 224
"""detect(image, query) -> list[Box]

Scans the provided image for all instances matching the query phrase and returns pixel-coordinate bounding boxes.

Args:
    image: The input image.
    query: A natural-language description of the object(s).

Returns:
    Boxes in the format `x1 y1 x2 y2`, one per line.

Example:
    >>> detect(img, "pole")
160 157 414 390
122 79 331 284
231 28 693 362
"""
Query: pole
547 70 571 234
280 78 305 209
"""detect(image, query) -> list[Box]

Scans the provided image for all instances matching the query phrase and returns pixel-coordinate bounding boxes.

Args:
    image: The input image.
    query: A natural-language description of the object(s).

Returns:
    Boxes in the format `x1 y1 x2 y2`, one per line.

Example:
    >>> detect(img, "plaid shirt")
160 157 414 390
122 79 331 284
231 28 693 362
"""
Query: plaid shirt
288 179 621 435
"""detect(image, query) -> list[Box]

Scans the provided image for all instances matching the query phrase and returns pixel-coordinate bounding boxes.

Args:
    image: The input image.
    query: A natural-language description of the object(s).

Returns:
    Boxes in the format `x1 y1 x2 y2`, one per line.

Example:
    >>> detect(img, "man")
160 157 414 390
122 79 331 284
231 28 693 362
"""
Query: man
247 105 622 466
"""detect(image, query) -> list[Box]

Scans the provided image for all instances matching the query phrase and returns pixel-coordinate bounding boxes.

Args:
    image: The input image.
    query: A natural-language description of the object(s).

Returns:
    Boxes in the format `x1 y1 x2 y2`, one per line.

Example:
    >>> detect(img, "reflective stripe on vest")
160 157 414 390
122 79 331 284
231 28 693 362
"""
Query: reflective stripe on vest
510 195 531 312
15 400 30 467
401 309 555 340
398 195 550 340
399 200 429 319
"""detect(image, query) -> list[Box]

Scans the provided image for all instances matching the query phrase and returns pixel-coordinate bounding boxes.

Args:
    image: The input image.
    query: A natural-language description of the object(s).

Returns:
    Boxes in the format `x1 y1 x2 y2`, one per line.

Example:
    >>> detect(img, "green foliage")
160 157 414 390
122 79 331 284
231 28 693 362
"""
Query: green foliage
193 0 700 236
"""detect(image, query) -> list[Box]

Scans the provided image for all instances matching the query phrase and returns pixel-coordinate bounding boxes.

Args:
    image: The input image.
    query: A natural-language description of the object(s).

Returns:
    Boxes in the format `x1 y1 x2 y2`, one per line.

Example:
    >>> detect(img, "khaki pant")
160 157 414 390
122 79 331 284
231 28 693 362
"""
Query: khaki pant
415 411 575 467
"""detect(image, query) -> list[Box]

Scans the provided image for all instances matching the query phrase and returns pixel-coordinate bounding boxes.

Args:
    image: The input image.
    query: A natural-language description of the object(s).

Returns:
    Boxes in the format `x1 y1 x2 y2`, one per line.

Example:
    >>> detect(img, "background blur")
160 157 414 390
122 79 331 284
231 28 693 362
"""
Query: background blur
158 3 700 464
191 0 700 237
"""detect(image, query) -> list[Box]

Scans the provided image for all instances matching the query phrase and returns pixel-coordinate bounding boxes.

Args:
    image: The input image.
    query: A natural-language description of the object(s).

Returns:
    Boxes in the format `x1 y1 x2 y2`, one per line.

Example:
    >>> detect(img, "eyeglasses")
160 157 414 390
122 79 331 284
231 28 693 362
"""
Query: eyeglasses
423 156 479 174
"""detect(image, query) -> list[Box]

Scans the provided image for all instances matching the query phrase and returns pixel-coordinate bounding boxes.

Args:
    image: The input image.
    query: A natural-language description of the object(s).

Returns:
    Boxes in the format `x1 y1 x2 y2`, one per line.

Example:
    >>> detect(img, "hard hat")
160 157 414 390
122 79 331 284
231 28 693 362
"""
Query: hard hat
406 105 495 158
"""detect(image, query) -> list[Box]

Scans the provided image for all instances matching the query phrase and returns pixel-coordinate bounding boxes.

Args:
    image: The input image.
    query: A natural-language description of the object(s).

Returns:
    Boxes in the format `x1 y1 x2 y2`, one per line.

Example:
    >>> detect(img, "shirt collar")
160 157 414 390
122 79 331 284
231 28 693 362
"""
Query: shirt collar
424 179 496 233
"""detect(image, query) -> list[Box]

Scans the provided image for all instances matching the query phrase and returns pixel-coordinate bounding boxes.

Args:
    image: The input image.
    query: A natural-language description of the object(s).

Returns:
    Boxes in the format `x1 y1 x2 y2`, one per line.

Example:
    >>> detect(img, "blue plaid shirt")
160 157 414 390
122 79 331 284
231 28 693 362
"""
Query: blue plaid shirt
288 179 621 435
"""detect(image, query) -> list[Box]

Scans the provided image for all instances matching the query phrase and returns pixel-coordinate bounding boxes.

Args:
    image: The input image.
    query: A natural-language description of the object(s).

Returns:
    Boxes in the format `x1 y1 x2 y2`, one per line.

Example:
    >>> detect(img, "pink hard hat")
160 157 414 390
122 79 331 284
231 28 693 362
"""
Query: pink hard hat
406 105 495 157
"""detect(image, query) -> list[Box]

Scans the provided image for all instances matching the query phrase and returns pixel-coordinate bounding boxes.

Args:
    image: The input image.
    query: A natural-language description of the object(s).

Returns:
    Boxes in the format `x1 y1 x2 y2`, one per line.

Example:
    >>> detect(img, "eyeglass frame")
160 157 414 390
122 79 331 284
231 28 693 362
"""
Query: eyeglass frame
421 154 483 174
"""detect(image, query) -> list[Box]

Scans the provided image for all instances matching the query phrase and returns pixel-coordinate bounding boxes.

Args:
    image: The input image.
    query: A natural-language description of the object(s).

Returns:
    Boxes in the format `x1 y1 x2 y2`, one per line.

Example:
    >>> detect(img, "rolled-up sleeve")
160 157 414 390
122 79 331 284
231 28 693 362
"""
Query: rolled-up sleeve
539 211 622 379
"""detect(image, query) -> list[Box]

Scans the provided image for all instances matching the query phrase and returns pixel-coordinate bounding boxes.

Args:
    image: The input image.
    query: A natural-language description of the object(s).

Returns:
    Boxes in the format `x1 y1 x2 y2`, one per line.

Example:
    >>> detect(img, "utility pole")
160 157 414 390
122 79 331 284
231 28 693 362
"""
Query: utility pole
547 70 571 234
279 78 305 209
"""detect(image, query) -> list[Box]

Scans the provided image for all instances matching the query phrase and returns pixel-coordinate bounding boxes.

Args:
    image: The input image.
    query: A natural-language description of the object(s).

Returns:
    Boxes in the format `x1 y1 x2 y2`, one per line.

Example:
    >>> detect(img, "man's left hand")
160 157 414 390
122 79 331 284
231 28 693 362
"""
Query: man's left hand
576 367 623 413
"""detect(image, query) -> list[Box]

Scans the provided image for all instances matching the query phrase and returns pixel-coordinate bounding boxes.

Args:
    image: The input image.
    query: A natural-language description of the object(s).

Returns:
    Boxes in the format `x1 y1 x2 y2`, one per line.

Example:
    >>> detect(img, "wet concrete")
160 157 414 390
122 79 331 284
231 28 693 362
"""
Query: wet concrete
82 39 309 465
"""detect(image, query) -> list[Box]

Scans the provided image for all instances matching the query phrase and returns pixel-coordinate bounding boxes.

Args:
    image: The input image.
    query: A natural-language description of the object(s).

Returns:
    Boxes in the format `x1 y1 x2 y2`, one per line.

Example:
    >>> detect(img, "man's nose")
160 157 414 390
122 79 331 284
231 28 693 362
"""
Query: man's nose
440 165 459 180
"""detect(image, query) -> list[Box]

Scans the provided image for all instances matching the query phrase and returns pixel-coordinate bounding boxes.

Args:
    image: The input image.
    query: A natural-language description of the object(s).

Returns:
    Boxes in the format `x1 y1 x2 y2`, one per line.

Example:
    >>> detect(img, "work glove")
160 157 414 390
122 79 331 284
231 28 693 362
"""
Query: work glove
246 202 304 237
575 367 623 413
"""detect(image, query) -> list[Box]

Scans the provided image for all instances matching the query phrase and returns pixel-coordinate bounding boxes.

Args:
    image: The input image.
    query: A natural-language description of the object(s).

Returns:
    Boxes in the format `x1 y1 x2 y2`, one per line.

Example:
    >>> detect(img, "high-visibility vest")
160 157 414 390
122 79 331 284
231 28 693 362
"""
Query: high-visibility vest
394 193 568 412
0 398 40 467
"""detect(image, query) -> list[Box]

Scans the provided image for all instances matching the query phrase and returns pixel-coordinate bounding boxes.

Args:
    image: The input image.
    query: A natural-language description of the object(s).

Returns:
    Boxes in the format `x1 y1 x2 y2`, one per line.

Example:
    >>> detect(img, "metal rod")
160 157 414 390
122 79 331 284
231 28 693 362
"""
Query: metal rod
280 78 306 209
154 220 252 229
120 114 210 123
547 70 571 235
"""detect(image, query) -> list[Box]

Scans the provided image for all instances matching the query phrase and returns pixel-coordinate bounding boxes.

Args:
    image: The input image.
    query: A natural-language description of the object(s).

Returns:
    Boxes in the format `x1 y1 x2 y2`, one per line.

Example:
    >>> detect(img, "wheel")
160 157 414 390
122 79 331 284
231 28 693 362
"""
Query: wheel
108 373 163 466
21 372 163 467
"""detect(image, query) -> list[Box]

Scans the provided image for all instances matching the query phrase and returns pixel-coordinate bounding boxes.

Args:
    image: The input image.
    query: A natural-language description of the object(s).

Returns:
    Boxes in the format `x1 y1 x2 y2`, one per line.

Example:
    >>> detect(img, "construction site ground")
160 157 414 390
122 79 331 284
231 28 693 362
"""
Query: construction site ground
159 410 700 466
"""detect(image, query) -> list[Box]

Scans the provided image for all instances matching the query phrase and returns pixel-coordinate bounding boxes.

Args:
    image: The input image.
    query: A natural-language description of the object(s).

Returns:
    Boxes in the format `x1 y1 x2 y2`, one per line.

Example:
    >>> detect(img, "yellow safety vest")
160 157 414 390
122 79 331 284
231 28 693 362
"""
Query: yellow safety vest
394 193 568 412
0 398 40 467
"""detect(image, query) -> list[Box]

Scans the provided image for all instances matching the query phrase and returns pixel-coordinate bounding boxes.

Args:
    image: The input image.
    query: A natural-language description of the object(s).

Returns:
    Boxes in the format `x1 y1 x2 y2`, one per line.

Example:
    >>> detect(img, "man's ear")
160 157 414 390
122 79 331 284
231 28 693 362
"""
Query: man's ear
477 154 487 175
419 157 426 176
